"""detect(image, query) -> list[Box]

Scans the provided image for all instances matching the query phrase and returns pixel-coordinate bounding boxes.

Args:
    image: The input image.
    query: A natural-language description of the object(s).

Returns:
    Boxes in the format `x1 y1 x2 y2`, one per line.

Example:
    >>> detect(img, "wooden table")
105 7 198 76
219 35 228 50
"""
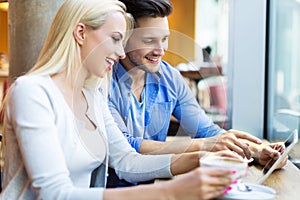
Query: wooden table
156 137 300 200
155 160 299 200
244 160 300 200
179 67 223 82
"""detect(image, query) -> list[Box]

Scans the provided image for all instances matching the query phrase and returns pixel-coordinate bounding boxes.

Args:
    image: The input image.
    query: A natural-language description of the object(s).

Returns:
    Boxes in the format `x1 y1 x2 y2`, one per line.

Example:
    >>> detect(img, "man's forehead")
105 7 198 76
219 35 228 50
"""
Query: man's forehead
132 27 170 37
136 16 169 28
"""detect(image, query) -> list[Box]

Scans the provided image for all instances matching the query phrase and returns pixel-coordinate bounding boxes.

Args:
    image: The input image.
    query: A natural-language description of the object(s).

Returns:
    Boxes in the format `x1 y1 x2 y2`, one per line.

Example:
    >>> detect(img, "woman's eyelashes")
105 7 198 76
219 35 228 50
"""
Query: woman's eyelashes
112 33 123 43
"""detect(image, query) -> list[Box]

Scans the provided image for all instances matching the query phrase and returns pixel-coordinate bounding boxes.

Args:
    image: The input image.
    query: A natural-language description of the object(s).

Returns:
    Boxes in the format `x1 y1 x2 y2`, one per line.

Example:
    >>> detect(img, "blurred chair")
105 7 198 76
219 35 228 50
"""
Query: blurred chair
197 76 227 114
197 76 228 128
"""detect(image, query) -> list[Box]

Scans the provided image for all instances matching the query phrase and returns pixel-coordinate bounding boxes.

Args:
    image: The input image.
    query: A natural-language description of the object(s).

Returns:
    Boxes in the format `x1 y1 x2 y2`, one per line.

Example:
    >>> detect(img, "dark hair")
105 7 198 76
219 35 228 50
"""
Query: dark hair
119 0 173 20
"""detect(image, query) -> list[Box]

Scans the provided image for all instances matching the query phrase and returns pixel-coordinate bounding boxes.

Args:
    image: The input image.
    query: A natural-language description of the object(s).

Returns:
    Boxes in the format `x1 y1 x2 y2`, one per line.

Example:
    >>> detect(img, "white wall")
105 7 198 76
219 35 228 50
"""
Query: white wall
227 0 267 138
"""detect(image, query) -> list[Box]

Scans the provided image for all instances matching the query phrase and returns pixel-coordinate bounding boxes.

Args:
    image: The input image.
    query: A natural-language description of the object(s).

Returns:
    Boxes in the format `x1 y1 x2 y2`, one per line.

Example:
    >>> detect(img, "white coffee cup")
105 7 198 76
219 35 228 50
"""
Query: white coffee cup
200 156 249 180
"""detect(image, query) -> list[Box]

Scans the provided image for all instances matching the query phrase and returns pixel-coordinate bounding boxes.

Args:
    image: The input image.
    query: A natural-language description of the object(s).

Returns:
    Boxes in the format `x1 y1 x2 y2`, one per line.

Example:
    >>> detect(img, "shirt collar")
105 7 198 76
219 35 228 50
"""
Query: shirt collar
114 61 132 84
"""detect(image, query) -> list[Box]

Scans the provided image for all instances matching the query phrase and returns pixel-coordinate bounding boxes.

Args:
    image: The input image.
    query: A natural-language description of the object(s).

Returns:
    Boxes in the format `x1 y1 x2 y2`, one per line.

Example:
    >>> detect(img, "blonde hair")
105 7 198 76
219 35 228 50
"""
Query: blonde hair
0 0 133 170
30 0 132 90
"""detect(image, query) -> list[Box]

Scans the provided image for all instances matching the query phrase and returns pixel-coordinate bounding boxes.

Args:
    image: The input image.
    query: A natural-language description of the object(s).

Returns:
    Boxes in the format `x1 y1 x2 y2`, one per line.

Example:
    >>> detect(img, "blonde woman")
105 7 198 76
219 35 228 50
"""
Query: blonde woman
1 0 237 199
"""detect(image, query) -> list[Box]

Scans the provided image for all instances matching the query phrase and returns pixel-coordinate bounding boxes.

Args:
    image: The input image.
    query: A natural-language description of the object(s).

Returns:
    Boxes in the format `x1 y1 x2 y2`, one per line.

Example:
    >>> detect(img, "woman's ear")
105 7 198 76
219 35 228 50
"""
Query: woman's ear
73 23 86 46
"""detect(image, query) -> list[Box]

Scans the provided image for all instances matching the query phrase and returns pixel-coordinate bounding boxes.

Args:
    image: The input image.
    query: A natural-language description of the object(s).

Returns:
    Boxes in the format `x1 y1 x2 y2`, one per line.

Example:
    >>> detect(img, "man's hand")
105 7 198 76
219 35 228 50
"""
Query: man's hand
196 129 262 159
253 142 287 169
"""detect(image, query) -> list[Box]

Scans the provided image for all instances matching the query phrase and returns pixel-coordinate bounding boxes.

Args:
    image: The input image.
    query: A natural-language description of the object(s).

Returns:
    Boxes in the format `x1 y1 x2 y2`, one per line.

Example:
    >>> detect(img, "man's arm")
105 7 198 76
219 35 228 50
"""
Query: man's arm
138 129 261 156
139 137 202 154
139 129 262 157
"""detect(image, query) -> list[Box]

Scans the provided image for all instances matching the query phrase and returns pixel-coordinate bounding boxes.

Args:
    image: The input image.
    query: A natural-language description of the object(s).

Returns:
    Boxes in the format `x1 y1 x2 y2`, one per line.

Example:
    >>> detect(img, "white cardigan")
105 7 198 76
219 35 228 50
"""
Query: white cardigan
1 75 173 200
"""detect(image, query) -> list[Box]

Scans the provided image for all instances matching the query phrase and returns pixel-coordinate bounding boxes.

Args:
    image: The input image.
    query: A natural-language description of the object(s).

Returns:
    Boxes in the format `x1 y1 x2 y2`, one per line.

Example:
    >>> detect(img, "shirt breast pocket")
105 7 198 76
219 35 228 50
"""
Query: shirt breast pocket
144 101 173 140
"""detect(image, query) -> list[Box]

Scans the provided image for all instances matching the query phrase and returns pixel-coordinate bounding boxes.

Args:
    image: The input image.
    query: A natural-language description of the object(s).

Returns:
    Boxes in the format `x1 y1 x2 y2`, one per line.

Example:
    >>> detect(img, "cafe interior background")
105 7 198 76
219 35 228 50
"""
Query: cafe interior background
0 0 299 168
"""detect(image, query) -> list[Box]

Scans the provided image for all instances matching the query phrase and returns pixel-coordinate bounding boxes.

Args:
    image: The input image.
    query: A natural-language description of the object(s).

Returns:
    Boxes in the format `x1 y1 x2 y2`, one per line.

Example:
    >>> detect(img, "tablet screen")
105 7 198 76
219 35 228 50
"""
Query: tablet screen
257 129 298 184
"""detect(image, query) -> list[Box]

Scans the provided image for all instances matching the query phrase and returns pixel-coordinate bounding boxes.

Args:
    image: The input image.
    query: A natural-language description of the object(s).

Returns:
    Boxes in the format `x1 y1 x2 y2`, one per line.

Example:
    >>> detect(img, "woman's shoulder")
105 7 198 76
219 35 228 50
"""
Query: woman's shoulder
15 74 49 84
14 75 51 88
12 75 53 96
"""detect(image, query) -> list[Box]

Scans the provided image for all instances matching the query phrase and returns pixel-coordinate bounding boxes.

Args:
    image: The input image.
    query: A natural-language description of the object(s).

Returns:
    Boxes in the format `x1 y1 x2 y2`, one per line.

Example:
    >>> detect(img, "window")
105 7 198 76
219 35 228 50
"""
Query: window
195 0 229 67
267 0 300 140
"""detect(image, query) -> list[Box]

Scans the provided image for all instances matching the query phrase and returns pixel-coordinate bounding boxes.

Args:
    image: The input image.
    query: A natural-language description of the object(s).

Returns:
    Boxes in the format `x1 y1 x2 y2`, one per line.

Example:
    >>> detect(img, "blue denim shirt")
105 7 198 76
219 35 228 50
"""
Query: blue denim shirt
108 60 225 152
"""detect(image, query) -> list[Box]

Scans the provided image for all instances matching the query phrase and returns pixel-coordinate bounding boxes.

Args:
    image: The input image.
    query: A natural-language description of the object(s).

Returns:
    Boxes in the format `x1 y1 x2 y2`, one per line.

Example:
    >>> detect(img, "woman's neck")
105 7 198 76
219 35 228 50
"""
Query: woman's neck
51 67 88 103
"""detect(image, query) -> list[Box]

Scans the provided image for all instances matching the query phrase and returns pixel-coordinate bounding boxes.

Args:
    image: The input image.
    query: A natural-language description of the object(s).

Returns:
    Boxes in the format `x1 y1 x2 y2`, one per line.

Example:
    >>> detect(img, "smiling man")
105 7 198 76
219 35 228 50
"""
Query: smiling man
107 0 286 187
109 0 260 159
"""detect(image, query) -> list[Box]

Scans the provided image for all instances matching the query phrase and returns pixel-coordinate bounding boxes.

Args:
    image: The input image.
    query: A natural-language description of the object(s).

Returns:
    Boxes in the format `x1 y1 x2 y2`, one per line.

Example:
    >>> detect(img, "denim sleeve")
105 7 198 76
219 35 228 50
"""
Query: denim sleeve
171 71 225 138
123 133 144 152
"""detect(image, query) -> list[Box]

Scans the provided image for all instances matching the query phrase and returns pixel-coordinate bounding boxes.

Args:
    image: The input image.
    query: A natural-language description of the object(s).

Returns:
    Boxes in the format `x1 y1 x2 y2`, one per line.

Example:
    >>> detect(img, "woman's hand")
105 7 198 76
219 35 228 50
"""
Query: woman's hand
163 167 234 200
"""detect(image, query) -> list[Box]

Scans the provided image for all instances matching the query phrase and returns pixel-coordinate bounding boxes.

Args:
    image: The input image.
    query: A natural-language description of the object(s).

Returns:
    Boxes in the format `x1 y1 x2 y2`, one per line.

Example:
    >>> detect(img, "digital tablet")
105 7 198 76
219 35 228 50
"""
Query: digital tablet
256 129 298 184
